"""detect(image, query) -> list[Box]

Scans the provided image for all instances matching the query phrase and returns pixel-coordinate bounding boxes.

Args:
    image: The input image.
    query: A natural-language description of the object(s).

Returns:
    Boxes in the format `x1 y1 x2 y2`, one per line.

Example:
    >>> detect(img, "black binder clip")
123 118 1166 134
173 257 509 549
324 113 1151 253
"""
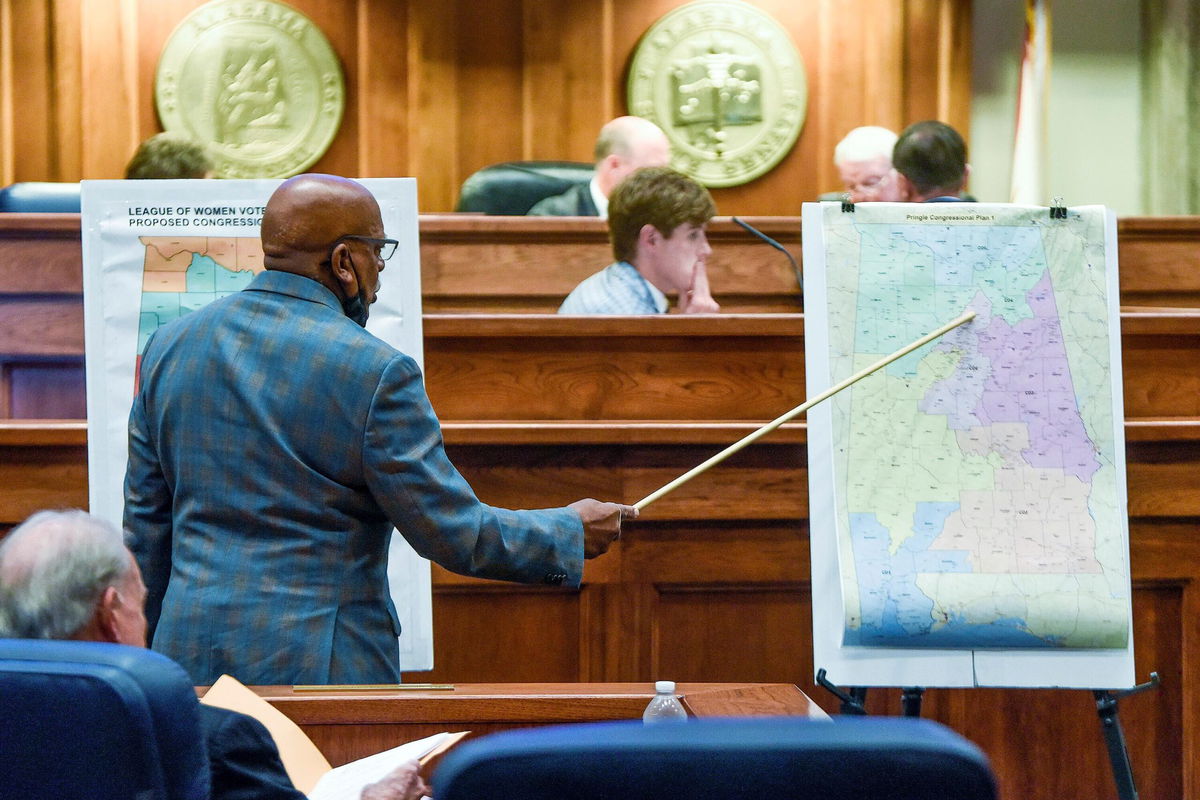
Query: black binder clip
841 193 855 213
1050 196 1067 219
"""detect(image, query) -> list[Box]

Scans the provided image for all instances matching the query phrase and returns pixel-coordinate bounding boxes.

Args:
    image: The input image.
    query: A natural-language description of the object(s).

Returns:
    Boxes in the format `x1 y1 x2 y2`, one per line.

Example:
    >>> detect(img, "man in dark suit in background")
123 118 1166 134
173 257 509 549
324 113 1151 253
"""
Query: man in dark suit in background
528 116 671 217
0 509 430 800
892 120 972 202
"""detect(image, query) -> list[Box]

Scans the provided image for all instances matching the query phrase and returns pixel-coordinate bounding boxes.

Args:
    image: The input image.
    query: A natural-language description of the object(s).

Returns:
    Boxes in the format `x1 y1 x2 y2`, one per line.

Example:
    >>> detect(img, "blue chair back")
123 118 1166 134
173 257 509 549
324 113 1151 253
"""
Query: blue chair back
434 716 997 800
455 161 593 215
0 181 82 212
0 639 210 800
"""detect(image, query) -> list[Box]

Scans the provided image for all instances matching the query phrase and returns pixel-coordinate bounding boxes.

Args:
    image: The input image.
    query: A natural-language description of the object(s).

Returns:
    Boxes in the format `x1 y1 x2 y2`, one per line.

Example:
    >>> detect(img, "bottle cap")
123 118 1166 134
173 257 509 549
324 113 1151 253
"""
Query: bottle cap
654 680 675 693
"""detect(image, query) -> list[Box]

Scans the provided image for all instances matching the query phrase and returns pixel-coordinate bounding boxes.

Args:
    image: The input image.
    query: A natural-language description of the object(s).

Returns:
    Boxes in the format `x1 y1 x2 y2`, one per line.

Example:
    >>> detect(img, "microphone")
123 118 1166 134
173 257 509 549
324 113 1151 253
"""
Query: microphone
731 216 802 291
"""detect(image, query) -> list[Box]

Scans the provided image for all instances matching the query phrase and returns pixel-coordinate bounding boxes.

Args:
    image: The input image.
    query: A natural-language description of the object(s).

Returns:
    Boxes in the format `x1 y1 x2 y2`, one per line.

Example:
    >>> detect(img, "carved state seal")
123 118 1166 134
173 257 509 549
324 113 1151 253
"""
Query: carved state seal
155 0 344 179
627 0 807 188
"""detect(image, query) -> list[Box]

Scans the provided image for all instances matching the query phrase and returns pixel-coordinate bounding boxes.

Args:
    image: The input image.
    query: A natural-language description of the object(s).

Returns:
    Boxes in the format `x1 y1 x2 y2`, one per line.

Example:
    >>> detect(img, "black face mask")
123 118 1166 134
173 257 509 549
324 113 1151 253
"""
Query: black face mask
335 252 370 327
341 288 369 327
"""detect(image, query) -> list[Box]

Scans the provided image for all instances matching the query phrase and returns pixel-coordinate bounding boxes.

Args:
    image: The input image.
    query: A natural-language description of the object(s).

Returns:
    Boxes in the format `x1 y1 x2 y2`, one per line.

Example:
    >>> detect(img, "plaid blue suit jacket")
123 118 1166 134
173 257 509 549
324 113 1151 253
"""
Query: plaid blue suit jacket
125 270 583 685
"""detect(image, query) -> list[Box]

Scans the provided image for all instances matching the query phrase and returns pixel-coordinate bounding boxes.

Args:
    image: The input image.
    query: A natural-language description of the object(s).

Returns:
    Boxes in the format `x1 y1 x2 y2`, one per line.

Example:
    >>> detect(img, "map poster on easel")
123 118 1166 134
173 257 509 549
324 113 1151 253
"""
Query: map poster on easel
80 178 435 671
802 202 1134 689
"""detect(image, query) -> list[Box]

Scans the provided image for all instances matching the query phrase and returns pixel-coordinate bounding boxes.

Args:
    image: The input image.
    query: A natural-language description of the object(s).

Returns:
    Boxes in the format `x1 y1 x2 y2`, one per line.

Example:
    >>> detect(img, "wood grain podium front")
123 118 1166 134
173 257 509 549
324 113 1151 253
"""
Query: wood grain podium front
232 683 826 767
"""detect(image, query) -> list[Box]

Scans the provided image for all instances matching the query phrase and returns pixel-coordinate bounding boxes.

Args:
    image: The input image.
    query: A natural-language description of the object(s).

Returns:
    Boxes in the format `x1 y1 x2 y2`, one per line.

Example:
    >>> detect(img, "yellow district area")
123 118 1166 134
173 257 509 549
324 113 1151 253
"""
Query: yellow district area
139 236 264 291
845 349 994 551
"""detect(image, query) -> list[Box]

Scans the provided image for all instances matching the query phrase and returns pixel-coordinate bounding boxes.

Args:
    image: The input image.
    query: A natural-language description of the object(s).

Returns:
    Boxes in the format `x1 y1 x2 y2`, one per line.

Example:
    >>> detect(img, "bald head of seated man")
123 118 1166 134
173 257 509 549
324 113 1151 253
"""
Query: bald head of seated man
833 125 904 203
528 115 672 218
0 509 431 800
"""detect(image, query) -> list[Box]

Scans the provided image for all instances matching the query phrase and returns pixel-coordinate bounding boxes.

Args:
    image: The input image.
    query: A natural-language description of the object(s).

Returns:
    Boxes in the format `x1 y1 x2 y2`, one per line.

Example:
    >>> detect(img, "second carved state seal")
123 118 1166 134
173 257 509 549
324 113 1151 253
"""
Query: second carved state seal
155 0 345 179
628 0 807 188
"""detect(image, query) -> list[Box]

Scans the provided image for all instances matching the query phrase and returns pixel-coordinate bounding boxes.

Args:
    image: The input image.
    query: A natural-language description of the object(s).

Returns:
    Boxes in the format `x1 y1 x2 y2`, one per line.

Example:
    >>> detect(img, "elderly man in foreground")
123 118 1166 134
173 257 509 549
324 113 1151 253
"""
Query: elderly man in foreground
0 509 430 800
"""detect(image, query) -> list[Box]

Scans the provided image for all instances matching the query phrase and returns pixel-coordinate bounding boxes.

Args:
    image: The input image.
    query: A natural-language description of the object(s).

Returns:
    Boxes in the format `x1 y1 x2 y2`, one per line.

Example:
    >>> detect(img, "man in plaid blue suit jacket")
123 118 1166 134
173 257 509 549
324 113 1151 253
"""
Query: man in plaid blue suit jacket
124 174 635 686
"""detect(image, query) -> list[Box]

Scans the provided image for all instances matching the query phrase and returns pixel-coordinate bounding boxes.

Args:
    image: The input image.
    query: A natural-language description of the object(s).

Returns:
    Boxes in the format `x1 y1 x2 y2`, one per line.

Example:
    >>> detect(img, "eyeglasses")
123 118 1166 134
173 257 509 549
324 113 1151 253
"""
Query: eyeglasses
844 171 894 195
332 235 399 262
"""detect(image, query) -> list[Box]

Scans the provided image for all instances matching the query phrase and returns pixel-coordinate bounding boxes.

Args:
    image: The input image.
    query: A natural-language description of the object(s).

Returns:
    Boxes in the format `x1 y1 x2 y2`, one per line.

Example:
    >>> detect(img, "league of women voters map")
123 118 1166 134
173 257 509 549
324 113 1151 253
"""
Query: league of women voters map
81 178 435 672
137 236 263 354
801 202 1132 675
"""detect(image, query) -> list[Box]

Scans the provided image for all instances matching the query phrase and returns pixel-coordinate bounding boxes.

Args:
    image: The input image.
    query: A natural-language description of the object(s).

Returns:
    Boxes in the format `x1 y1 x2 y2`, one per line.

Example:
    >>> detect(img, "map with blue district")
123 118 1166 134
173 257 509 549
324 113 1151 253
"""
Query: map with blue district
137 236 263 354
814 203 1130 649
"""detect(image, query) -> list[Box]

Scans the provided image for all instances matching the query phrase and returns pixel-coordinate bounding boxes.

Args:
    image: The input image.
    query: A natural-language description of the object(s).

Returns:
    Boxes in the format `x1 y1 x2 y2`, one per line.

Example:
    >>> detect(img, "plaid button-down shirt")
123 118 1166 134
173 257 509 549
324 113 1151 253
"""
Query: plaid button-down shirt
558 261 668 315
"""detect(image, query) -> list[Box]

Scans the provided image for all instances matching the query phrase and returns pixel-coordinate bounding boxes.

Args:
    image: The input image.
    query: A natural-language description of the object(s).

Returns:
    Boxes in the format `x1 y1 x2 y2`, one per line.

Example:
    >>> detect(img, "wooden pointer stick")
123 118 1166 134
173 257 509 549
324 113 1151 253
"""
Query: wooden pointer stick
633 310 977 511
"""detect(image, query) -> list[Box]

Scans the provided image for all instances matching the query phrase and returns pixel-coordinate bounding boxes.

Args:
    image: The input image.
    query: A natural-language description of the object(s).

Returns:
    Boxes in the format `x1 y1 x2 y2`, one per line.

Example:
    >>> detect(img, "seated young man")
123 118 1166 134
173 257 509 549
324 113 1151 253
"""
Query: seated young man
558 167 719 314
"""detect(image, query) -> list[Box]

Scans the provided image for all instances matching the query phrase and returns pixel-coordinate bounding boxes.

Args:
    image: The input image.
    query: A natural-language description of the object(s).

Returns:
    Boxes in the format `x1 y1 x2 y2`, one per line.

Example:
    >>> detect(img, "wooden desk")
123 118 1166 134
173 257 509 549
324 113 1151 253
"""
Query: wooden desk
232 682 824 766
3 214 1199 315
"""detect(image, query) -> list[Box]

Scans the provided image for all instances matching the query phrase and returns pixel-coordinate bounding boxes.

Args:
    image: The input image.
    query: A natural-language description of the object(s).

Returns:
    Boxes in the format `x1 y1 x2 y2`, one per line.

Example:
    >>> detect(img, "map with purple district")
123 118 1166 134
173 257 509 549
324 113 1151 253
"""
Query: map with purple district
810 203 1129 650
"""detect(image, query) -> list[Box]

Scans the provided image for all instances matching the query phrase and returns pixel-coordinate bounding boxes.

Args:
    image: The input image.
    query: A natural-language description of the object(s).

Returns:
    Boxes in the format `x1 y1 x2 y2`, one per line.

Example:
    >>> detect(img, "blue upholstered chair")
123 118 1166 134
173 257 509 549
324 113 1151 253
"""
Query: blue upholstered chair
455 161 593 215
0 181 82 212
0 639 210 800
434 716 997 800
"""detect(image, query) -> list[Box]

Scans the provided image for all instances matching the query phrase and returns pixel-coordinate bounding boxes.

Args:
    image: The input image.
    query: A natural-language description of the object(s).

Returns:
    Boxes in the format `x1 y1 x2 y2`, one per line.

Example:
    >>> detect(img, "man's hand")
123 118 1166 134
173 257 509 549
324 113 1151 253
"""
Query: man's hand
360 760 431 800
679 261 720 314
569 499 639 558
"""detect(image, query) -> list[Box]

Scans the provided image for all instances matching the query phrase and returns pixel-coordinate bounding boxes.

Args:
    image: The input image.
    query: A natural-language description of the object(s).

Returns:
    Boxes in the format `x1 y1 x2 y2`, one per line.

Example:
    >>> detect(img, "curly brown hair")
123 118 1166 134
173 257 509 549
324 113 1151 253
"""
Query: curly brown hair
608 167 715 264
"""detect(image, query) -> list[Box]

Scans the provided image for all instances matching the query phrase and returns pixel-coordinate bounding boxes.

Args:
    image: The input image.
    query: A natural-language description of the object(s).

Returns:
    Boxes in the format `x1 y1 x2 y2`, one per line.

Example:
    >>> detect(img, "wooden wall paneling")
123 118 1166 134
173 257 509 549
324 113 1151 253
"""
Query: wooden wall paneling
520 0 611 163
298 0 361 179
8 360 85 418
601 579 656 680
1 0 978 212
1126 439 1200 519
0 361 9 416
0 422 87 524
859 0 908 129
1183 571 1200 800
655 583 811 684
1121 315 1200 419
4 0 53 183
415 585 583 683
901 0 972 134
133 0 198 148
0 0 12 185
941 0 973 136
453 0 524 187
407 2 460 211
79 0 139 178
1119 217 1200 308
422 315 807 422
49 0 82 180
357 0 410 177
807 0 908 198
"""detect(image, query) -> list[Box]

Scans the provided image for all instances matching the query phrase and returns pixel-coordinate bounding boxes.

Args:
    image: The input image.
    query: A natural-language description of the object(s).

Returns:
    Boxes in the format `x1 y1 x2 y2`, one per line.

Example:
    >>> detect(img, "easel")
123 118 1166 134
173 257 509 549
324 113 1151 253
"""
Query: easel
817 668 1162 800
815 670 925 717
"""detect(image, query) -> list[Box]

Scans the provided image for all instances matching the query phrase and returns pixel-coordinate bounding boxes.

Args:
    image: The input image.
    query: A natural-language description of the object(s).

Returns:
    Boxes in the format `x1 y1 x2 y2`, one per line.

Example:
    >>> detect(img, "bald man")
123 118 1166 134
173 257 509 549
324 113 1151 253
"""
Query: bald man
125 173 636 686
528 116 671 217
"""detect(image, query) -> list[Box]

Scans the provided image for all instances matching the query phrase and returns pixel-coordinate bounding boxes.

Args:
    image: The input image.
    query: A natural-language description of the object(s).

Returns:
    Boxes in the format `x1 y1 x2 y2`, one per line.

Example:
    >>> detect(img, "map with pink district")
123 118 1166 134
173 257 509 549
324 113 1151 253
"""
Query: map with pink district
816 203 1129 649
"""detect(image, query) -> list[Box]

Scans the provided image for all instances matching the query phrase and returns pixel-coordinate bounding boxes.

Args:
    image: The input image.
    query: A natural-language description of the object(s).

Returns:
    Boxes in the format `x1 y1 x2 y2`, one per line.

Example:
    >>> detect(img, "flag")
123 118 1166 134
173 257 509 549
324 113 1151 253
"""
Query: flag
1010 0 1051 205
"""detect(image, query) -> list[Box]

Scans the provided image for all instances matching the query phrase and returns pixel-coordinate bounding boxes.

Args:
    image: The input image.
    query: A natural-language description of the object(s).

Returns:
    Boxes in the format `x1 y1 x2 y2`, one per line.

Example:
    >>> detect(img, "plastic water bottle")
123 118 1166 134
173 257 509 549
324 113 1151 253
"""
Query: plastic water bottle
642 680 687 723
